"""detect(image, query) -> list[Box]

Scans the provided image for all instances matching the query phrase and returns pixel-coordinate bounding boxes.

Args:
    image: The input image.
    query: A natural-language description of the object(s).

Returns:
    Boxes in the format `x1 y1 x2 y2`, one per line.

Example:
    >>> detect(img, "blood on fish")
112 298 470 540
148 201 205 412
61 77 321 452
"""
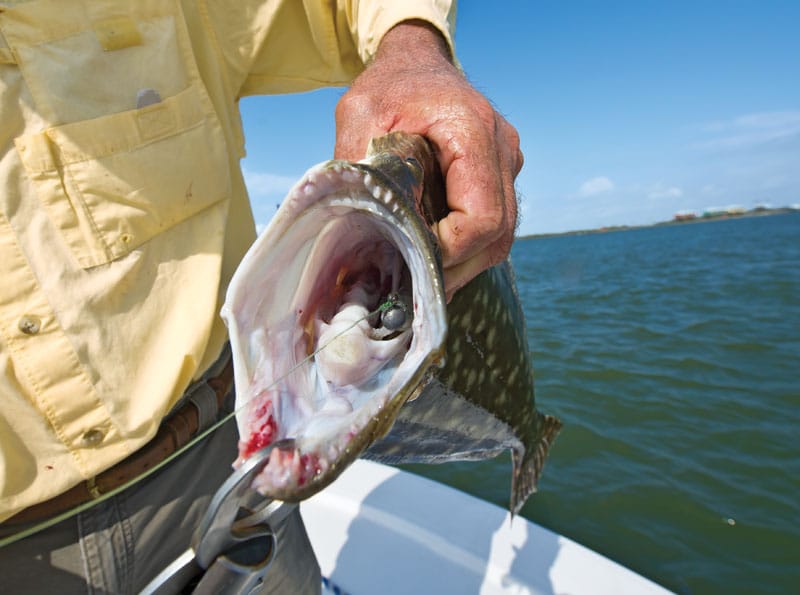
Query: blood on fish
242 402 277 458
254 402 270 419
297 453 322 486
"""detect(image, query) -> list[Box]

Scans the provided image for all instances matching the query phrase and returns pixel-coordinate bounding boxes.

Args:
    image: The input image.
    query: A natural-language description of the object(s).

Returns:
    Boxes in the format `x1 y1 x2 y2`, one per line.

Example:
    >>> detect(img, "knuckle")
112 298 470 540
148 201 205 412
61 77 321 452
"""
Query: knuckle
490 235 514 267
486 205 505 233
505 120 521 148
475 99 497 125
506 181 519 217
335 91 376 123
472 210 505 250
499 119 523 174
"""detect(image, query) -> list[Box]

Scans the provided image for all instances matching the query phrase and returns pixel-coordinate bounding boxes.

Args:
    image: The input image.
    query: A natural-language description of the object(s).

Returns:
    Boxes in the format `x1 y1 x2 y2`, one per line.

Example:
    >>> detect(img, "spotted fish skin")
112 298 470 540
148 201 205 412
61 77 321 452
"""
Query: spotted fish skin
356 133 561 513
367 237 561 513
460 268 556 505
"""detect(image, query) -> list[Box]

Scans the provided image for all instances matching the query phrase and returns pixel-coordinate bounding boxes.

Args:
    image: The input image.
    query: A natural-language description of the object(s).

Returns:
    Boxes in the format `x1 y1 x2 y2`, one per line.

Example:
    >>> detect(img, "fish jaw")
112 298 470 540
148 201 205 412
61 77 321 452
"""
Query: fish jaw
221 159 447 500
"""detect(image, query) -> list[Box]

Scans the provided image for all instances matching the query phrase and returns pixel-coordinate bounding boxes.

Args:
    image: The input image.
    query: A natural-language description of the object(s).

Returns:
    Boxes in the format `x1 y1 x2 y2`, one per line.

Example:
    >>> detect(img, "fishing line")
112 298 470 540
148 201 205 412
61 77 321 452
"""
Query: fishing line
0 298 403 548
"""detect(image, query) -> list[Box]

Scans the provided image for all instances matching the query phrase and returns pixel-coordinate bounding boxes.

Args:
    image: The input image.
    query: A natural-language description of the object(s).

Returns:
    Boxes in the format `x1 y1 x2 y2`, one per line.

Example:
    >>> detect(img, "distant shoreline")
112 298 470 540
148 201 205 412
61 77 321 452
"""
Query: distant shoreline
518 207 798 240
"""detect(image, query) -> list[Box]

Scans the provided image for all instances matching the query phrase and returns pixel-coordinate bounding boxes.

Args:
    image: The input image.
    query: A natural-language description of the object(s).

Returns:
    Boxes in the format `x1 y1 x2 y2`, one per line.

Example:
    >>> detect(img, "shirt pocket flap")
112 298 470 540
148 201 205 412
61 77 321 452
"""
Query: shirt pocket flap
15 84 230 268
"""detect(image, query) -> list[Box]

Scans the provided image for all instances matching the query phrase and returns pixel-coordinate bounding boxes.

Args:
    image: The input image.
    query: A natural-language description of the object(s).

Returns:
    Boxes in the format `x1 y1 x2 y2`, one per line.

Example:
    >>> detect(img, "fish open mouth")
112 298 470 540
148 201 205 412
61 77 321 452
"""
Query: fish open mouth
222 160 447 500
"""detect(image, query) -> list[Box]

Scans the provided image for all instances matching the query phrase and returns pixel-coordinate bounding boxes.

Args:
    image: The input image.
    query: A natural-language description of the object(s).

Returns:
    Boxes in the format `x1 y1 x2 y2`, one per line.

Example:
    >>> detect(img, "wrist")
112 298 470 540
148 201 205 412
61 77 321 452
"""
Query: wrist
374 19 454 68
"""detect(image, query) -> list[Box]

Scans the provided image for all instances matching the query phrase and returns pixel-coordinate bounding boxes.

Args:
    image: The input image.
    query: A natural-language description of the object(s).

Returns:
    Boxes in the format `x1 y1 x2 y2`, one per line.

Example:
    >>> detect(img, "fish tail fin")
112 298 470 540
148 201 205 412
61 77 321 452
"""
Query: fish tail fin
510 413 563 515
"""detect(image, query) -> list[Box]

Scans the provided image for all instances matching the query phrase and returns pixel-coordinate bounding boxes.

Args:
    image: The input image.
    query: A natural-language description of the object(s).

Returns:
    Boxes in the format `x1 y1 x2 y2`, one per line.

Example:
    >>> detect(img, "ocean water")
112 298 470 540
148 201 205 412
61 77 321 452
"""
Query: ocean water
408 212 800 594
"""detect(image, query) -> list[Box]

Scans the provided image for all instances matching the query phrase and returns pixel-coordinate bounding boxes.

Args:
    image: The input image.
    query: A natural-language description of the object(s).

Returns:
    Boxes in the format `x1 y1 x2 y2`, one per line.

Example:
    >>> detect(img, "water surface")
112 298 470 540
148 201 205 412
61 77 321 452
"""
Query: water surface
408 212 800 594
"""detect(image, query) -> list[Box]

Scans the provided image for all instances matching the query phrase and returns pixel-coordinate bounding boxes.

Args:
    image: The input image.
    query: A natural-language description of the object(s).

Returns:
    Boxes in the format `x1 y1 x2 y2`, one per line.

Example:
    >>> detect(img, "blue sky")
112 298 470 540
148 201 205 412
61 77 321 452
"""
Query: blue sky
239 1 800 236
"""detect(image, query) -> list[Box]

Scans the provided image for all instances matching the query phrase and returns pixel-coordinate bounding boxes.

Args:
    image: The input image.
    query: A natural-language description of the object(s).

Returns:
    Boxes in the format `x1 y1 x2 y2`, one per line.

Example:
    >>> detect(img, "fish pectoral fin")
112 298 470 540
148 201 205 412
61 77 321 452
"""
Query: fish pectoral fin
364 380 522 464
510 413 563 515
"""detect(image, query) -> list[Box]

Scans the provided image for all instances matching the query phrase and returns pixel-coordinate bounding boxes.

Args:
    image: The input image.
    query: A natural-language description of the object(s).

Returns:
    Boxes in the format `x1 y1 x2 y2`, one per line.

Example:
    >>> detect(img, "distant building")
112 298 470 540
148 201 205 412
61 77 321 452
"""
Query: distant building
702 207 726 218
673 211 697 221
701 205 745 218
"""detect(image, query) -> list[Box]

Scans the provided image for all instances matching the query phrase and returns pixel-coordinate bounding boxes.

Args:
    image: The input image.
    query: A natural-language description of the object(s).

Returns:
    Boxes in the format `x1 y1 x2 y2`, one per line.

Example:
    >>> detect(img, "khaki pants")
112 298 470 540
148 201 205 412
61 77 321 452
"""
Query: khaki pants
0 417 320 594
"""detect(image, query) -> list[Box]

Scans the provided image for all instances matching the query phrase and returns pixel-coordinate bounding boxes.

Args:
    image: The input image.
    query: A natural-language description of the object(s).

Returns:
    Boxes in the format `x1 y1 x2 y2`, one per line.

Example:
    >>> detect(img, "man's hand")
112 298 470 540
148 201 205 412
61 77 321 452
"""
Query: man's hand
334 20 523 301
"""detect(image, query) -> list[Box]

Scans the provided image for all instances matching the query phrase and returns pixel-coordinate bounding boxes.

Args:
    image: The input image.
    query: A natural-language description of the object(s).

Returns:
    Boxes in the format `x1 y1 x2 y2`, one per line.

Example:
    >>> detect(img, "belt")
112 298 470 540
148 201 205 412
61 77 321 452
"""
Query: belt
4 357 235 527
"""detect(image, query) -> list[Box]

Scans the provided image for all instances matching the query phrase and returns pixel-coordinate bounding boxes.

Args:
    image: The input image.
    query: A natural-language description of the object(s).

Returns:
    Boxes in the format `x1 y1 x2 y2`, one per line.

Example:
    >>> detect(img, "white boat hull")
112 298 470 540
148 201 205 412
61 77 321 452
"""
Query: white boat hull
301 459 671 594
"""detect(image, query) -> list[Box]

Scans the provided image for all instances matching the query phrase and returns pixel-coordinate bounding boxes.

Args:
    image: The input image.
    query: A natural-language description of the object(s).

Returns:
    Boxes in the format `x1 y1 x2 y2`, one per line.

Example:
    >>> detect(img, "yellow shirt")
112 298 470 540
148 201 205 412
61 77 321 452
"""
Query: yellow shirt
0 0 455 522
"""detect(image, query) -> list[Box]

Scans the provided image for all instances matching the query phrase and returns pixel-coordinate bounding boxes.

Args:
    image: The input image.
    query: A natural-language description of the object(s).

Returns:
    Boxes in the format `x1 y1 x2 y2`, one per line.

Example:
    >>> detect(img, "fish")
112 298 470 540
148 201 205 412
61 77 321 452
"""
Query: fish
221 132 561 513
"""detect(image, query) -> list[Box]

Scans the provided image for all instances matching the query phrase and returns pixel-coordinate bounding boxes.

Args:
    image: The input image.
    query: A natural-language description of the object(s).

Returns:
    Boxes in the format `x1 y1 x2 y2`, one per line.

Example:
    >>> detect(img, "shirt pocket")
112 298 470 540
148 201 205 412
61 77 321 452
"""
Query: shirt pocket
1 0 231 268
15 85 230 267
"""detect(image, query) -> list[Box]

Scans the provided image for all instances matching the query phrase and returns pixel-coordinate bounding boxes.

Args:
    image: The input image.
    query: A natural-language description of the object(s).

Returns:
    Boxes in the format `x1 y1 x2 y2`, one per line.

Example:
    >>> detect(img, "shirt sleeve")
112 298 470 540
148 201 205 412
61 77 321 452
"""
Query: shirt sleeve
204 0 456 97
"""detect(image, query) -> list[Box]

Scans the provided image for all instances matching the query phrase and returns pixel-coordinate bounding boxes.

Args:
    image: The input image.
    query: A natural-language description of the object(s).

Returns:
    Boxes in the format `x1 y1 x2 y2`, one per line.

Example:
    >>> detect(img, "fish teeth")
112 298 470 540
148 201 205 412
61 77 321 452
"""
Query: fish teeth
342 169 360 184
362 172 387 202
386 191 399 211
302 181 316 197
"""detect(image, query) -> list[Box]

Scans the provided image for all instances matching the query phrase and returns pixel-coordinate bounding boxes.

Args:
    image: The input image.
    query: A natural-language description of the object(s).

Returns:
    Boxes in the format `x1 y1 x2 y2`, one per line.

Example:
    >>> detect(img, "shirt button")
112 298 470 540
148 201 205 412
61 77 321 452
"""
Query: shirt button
82 428 105 446
18 315 42 335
